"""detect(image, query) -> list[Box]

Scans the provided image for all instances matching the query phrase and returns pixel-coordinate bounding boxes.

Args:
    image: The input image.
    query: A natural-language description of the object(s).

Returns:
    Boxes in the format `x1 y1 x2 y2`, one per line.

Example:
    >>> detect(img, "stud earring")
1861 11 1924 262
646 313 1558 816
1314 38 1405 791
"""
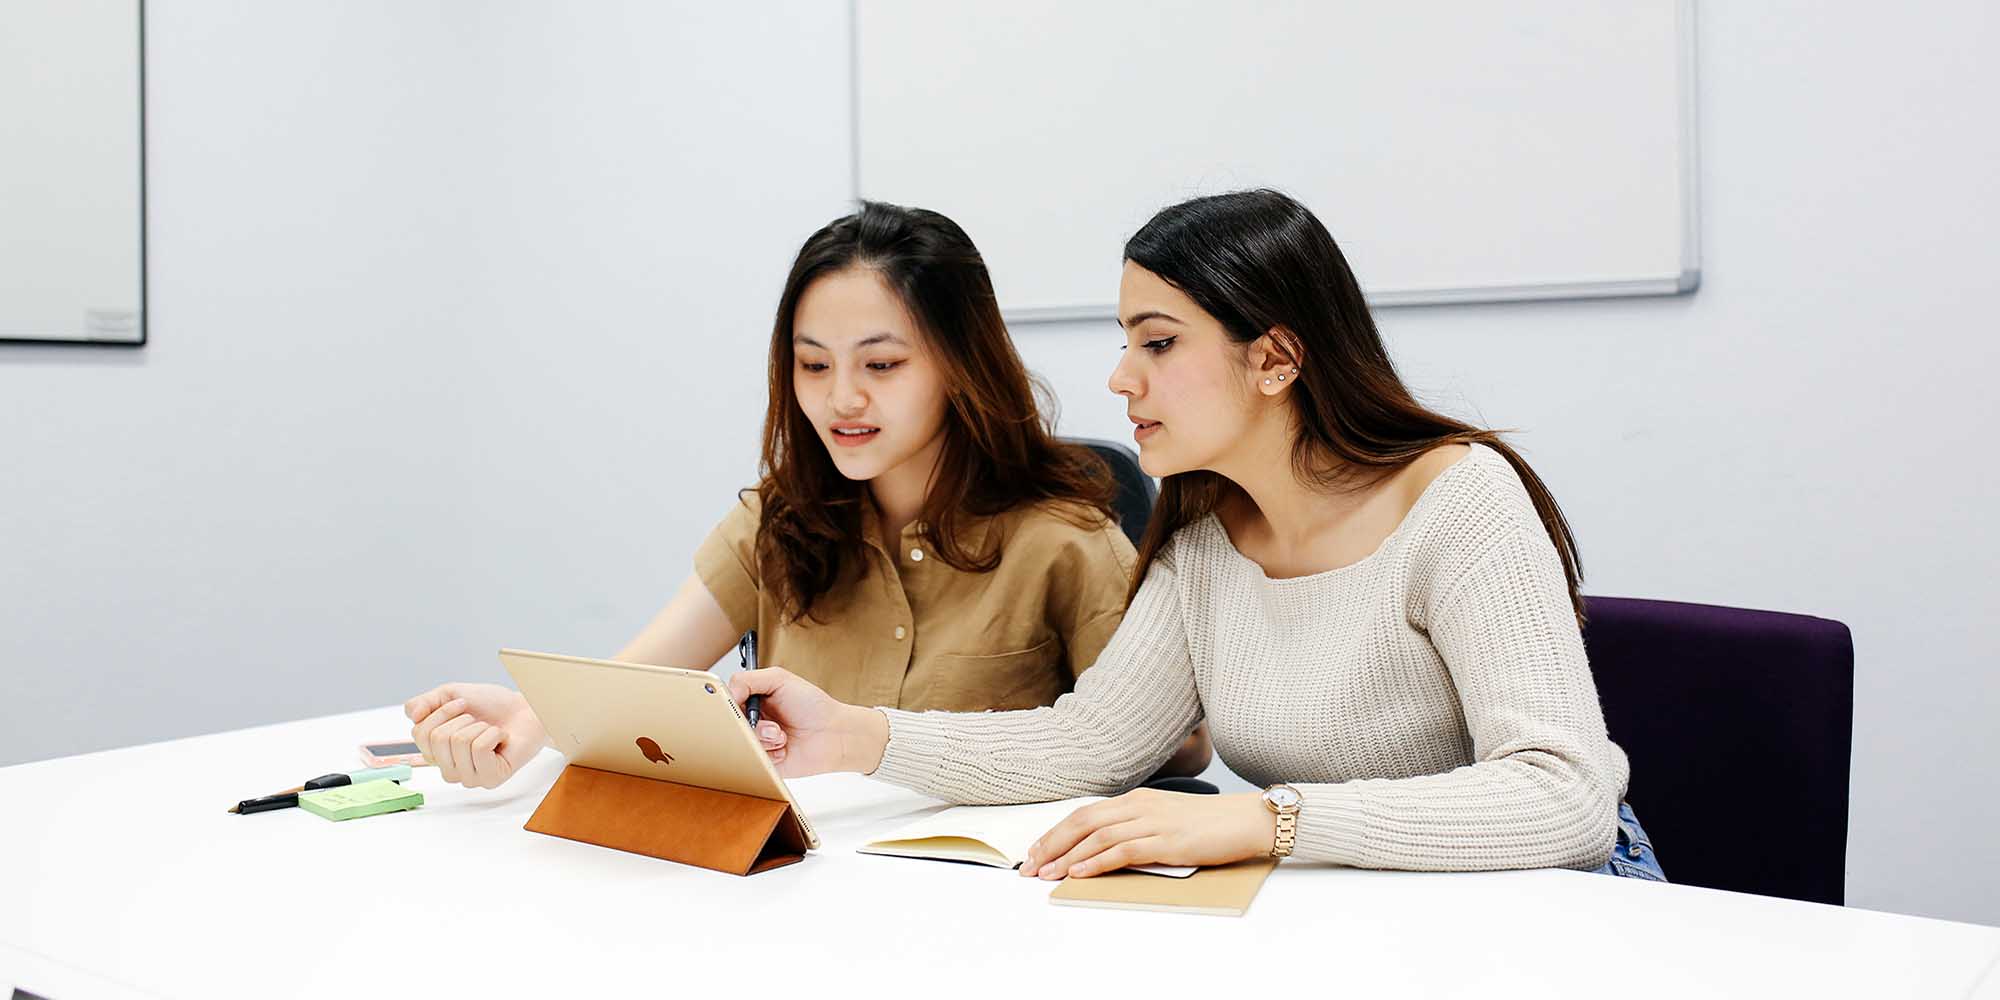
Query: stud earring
1263 378 1273 385
1276 374 1286 382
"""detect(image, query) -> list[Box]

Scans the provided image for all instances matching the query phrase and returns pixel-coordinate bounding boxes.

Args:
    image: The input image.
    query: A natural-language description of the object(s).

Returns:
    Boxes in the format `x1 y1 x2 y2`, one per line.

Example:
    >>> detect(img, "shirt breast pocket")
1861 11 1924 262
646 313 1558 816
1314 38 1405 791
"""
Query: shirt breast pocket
928 637 1065 712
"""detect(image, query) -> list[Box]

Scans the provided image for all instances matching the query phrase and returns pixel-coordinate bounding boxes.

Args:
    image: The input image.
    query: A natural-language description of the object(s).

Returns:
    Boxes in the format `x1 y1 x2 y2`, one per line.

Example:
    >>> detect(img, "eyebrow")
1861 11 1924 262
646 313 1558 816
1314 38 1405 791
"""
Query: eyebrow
793 332 909 349
1118 310 1185 330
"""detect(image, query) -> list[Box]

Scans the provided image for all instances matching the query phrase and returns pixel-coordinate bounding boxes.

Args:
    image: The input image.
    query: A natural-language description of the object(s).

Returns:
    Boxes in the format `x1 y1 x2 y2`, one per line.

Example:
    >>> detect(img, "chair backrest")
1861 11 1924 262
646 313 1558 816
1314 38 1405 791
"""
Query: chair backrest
1066 438 1157 547
1580 596 1854 905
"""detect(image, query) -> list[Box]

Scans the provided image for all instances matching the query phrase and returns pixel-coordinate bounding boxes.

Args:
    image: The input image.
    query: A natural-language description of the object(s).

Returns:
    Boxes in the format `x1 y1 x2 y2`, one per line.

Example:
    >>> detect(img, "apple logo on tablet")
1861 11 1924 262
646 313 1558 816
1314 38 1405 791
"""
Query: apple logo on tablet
635 737 674 765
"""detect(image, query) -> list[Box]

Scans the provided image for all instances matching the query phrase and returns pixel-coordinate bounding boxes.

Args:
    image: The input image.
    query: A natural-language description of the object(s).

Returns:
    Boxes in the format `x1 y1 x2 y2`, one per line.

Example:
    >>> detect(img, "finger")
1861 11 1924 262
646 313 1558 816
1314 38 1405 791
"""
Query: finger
727 666 794 707
756 721 786 747
412 697 468 751
1023 808 1097 874
760 728 788 766
426 713 476 781
465 723 504 787
414 698 468 768
467 723 505 785
404 686 451 723
1023 801 1129 873
1067 836 1167 879
448 720 486 782
1037 819 1150 880
427 714 479 783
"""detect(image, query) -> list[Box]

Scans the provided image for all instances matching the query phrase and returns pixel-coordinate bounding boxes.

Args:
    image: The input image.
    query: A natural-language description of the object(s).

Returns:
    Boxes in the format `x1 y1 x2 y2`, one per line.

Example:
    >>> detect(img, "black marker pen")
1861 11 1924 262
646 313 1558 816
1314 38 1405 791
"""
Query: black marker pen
737 630 762 728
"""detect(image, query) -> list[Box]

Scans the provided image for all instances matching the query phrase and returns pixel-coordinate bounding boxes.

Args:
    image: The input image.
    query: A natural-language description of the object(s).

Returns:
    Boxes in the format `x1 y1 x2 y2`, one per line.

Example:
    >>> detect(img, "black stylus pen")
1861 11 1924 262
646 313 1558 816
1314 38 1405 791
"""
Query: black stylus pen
228 765 415 813
737 630 762 727
229 772 346 814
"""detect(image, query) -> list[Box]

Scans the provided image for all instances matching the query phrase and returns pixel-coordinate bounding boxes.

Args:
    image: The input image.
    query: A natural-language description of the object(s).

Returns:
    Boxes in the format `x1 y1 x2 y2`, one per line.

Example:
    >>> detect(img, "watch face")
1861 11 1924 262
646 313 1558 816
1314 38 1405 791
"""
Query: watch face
1267 786 1301 809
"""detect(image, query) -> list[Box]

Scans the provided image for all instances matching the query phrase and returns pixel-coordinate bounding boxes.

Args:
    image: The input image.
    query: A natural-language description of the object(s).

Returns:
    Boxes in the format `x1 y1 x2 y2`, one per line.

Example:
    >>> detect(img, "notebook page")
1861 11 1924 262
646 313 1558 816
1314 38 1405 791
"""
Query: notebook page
868 799 1103 864
865 798 1196 876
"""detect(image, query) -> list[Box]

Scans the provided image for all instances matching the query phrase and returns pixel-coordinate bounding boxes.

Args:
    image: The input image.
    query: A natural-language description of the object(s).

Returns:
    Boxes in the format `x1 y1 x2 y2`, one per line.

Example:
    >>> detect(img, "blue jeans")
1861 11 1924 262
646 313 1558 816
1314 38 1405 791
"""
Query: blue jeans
1594 802 1667 881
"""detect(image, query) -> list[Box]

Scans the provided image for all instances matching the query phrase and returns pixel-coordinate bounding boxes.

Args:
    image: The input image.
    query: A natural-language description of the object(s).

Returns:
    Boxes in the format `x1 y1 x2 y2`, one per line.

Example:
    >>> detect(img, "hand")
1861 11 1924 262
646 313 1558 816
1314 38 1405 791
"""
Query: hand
726 667 887 778
404 682 547 789
1019 789 1275 879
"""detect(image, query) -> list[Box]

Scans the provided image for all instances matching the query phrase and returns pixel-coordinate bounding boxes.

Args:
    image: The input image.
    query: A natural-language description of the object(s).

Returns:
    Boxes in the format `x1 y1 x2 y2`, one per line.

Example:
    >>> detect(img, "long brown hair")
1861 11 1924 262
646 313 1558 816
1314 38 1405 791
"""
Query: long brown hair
1121 190 1588 628
756 201 1116 622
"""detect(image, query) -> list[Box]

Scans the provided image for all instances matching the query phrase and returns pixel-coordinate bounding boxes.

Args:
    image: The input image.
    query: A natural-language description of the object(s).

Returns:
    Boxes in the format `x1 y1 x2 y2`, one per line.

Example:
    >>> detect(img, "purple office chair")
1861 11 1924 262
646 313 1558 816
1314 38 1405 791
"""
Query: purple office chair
1581 596 1854 905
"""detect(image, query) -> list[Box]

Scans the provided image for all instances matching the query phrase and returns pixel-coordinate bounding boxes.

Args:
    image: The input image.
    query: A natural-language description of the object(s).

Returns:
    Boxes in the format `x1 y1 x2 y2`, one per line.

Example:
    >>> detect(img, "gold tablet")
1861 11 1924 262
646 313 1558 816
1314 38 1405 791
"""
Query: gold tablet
498 648 819 851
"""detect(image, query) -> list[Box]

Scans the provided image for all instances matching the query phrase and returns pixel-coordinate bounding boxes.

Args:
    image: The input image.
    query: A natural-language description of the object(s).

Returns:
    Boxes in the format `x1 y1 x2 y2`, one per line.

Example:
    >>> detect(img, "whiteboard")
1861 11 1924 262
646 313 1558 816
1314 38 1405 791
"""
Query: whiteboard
0 0 146 344
854 1 1699 321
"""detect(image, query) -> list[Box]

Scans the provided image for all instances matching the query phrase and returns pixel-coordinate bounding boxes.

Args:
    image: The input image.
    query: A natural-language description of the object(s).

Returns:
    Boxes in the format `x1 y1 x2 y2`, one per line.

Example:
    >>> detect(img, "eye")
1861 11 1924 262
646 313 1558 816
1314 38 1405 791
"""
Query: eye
799 361 829 373
866 360 904 372
1142 336 1176 354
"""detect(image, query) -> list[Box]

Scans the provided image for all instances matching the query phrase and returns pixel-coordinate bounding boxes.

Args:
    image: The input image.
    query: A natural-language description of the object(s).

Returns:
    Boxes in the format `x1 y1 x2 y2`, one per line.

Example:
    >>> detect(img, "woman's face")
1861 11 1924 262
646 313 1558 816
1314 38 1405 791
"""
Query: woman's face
1107 261 1265 478
791 266 950 483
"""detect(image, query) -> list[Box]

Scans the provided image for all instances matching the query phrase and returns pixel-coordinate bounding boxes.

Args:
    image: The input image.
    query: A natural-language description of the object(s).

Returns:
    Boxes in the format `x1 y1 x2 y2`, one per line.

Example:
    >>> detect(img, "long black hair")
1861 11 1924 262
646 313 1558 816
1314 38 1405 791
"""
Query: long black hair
1122 189 1587 627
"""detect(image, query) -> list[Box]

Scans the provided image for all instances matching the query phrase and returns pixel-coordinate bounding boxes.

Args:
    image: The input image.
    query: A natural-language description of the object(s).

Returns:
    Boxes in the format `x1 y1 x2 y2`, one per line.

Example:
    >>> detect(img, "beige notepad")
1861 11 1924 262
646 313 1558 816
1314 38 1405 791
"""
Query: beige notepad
859 798 1196 877
1048 857 1278 916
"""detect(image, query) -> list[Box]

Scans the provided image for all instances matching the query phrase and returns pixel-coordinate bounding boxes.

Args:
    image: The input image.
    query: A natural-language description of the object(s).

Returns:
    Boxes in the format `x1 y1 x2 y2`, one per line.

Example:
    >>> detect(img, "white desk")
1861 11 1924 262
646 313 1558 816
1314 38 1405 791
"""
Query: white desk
5 706 1997 999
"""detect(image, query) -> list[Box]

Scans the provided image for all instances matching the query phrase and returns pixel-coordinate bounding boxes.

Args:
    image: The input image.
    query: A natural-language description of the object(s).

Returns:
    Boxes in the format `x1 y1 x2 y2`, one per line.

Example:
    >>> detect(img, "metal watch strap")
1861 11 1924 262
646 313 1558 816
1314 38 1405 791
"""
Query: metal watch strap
1272 809 1298 858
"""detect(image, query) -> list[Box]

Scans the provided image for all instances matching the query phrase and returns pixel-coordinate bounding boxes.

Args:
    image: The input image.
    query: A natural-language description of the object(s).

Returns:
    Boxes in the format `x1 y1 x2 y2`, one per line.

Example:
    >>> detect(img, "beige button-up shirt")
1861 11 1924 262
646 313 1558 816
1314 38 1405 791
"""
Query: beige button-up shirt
694 492 1136 712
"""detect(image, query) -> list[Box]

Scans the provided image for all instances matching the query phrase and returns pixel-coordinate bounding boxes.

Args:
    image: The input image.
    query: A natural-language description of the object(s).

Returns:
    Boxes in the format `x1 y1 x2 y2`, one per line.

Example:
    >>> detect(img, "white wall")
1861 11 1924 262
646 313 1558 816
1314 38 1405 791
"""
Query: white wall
1015 3 2000 926
2 1 1995 927
0 1 851 759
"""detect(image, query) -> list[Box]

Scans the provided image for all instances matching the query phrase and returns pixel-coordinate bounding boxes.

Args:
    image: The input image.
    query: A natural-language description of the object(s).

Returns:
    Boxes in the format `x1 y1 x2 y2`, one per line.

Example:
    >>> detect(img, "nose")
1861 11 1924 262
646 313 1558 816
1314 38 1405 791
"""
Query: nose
830 367 868 416
1107 348 1141 398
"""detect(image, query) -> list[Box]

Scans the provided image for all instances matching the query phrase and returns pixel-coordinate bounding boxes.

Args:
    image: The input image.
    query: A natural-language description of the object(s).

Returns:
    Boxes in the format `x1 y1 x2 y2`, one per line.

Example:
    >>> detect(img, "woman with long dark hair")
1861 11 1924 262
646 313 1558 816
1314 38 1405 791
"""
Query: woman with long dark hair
405 201 1211 789
732 190 1661 881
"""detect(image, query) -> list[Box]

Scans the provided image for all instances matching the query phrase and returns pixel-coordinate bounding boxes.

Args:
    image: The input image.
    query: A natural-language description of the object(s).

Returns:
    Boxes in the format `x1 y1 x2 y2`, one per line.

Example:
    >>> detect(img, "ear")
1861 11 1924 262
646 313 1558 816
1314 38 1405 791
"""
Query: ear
1249 327 1305 398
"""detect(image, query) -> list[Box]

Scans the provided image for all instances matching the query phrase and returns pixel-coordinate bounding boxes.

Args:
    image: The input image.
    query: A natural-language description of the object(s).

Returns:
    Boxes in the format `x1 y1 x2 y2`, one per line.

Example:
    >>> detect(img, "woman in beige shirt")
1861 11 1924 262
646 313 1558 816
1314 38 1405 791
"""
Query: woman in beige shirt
728 190 1656 882
405 201 1210 789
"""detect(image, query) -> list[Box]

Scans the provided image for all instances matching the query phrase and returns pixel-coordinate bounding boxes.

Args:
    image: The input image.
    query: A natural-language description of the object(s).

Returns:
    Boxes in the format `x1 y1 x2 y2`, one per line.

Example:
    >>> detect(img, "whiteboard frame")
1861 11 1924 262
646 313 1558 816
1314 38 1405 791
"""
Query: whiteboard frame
848 0 1701 323
0 0 148 347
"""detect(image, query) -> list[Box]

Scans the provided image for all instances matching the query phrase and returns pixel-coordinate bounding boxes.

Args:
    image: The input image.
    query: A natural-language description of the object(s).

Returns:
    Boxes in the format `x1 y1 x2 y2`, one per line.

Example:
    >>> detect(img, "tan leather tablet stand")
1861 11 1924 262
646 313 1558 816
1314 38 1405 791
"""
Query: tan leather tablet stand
524 765 809 876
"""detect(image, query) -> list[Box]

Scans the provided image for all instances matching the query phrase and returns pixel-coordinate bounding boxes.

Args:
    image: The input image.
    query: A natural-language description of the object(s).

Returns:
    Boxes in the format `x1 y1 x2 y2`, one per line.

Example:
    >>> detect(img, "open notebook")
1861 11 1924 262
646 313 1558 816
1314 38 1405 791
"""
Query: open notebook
858 798 1197 878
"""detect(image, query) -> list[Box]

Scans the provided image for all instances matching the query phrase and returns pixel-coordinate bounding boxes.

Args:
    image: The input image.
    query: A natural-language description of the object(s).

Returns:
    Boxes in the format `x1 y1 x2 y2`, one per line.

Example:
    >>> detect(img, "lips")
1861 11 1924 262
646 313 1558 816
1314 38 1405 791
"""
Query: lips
830 422 881 447
1130 415 1162 441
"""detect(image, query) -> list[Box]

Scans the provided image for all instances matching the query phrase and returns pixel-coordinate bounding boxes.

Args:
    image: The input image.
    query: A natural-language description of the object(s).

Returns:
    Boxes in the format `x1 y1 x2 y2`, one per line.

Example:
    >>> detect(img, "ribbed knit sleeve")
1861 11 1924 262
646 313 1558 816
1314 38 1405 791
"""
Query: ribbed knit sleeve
869 552 1203 803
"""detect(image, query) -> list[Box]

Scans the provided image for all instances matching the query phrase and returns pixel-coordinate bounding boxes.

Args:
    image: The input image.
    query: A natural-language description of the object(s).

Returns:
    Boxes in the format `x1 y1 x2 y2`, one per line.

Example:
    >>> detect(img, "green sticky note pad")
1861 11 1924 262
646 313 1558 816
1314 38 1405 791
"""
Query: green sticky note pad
298 779 423 821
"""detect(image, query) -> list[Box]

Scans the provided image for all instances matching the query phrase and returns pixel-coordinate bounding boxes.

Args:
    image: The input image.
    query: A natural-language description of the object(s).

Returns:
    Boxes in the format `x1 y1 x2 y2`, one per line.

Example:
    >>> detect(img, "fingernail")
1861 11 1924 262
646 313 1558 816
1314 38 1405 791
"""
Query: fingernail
1037 862 1055 878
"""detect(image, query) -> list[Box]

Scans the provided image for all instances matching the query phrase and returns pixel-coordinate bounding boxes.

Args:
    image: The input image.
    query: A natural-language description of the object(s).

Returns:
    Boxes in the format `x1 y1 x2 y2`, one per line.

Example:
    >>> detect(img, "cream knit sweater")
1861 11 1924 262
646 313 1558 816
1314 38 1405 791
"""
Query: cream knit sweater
871 445 1630 871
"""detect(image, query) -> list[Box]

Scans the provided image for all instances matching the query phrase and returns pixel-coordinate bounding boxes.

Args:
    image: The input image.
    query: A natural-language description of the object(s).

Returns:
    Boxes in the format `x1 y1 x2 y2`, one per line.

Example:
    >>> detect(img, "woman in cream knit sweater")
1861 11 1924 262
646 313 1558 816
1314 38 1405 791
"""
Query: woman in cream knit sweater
732 190 1663 883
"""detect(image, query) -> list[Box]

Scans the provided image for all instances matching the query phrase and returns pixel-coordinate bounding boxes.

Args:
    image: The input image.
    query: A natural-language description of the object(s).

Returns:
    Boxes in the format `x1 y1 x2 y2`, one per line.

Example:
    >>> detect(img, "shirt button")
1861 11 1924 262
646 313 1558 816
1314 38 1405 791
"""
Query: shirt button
909 548 924 562
894 625 907 640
